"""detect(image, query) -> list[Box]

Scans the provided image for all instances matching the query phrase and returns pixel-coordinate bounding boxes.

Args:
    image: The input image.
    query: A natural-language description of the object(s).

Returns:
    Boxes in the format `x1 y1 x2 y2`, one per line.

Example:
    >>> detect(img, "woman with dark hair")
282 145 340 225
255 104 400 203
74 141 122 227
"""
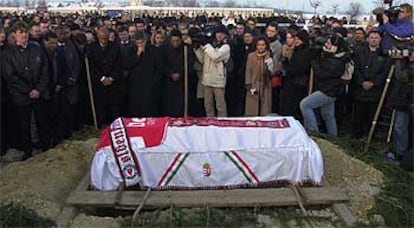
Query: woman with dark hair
279 30 311 120
300 34 350 137
244 36 275 116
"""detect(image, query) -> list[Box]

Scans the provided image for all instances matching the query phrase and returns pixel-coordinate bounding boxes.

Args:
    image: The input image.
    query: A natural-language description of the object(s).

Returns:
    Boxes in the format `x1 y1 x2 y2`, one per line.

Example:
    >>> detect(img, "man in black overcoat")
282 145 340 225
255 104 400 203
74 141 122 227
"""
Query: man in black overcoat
162 29 185 117
2 22 51 160
125 31 163 117
55 25 80 139
87 26 123 127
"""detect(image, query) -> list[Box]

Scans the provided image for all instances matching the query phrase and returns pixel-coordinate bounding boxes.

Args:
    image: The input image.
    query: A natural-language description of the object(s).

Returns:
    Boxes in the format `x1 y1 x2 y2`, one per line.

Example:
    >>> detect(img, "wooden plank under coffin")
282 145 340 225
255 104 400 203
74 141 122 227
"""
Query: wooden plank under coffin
66 187 348 209
56 171 91 228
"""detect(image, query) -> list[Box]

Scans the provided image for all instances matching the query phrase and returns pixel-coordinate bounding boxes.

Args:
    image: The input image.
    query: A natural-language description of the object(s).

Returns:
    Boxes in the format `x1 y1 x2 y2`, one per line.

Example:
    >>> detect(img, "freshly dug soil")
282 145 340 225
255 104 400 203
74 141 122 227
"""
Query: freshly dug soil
0 139 97 220
314 137 384 224
0 137 384 227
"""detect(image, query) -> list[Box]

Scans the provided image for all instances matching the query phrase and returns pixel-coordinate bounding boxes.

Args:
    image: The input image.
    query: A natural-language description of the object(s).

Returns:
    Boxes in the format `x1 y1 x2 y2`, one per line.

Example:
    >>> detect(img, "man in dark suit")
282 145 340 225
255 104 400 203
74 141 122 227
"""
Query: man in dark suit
54 25 80 140
2 22 50 160
87 26 123 127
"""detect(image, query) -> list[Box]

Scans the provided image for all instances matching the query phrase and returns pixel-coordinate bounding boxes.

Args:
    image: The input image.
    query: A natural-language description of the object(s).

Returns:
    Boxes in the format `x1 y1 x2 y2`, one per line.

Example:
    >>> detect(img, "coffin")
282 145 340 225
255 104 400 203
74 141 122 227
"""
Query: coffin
91 116 324 191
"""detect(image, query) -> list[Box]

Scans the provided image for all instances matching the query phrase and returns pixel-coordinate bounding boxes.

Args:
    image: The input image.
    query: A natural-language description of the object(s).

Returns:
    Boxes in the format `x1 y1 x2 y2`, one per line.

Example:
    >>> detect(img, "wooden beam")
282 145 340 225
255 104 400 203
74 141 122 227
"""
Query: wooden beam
323 179 357 227
56 171 91 228
332 203 357 227
66 187 348 209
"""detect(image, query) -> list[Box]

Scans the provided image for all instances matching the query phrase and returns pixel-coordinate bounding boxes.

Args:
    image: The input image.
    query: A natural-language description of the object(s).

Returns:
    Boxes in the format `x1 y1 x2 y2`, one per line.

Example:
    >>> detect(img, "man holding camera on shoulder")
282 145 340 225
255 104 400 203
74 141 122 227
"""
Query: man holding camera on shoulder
374 3 413 166
194 25 230 117
376 3 414 52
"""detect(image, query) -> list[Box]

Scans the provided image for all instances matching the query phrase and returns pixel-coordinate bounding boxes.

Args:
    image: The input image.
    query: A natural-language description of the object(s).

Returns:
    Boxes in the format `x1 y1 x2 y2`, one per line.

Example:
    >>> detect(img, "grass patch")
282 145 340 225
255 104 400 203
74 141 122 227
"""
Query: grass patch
139 208 257 227
332 135 414 227
0 202 56 228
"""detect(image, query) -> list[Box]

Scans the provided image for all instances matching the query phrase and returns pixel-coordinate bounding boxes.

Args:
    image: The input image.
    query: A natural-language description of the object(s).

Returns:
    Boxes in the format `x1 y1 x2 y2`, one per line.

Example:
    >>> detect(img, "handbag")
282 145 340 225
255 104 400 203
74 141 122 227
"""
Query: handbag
271 75 282 88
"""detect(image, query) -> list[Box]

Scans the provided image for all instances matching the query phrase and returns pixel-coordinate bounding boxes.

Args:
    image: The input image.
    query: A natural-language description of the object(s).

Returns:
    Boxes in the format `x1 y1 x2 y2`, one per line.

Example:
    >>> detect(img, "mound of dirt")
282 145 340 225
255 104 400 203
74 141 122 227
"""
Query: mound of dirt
314 137 384 224
0 138 98 220
0 136 384 227
70 213 121 228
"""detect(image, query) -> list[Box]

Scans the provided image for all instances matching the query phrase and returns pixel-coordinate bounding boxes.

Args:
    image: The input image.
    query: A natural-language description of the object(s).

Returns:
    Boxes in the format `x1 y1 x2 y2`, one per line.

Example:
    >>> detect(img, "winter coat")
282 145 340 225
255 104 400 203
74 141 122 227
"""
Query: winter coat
377 18 414 51
162 44 185 117
387 59 414 111
195 43 230 88
125 44 163 117
279 44 311 119
283 44 312 87
351 44 392 102
269 39 283 67
245 51 273 116
314 51 349 97
86 41 123 106
2 42 50 105
56 40 80 105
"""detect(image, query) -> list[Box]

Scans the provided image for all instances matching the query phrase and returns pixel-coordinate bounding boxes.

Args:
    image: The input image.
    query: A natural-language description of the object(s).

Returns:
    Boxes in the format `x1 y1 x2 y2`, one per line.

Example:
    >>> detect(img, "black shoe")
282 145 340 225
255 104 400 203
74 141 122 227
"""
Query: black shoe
21 153 33 161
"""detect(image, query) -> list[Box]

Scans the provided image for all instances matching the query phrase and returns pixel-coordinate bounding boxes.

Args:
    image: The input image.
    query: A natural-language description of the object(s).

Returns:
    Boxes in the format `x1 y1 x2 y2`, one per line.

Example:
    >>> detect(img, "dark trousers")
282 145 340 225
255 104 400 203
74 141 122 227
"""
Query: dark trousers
56 93 76 142
1 101 6 154
14 100 51 155
353 100 377 137
280 82 307 121
189 98 206 117
272 87 281 114
96 100 120 128
225 77 245 117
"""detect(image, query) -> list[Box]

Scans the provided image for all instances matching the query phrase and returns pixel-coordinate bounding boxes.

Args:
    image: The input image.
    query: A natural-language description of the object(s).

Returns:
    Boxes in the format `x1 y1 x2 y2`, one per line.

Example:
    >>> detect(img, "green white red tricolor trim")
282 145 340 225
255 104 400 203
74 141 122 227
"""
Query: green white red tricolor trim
157 153 190 187
224 150 260 184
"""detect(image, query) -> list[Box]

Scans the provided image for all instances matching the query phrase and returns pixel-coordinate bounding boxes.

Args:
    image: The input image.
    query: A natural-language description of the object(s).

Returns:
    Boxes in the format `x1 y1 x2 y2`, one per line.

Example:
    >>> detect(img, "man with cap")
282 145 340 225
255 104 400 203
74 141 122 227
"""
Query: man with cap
194 24 230 117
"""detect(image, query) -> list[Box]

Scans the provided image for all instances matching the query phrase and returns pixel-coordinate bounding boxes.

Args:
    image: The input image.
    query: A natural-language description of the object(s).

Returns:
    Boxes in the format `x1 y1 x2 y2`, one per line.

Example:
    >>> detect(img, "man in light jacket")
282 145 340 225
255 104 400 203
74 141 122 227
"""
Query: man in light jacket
195 25 231 117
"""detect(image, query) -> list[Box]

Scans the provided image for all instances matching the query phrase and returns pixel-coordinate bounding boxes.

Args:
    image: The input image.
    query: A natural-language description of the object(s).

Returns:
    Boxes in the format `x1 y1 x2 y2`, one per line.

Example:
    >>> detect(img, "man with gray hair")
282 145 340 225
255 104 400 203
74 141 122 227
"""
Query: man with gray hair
87 26 123 127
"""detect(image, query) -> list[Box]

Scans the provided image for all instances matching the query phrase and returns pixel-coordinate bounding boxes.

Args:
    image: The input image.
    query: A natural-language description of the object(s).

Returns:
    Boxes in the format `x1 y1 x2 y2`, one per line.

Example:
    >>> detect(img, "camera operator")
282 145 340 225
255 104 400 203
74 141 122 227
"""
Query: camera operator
300 34 350 138
386 49 414 168
194 24 230 117
377 3 414 52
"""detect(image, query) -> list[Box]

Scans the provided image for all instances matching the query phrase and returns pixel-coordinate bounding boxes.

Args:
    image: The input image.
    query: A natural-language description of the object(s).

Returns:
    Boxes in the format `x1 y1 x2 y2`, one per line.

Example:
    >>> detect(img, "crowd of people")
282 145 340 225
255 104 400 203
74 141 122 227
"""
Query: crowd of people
0 5 413 167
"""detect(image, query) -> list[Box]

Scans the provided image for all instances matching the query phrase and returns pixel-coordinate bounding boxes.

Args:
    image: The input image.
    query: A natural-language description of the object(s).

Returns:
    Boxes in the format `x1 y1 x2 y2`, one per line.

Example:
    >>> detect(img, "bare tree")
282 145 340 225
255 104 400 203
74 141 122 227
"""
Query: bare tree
309 0 322 15
346 2 364 20
187 0 200 7
223 0 237 7
372 0 389 8
37 0 48 13
143 0 156 6
12 0 20 7
207 0 219 7
332 3 339 15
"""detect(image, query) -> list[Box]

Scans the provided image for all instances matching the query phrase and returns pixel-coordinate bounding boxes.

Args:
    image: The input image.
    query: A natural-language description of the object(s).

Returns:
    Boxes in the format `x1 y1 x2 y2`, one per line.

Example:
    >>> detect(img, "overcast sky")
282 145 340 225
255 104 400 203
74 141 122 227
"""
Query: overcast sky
245 0 414 14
